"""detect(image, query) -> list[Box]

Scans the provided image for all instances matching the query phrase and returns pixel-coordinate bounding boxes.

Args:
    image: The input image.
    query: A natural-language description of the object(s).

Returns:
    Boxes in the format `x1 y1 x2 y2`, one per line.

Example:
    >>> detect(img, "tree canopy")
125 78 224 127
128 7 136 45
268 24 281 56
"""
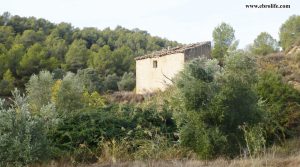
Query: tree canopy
212 22 237 61
0 12 179 96
251 32 279 56
279 15 300 51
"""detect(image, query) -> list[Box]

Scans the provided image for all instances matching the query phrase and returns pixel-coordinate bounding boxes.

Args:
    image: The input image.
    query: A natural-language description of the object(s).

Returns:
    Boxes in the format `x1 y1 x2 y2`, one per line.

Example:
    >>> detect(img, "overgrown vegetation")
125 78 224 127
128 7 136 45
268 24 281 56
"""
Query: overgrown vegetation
0 90 57 166
279 15 300 51
250 32 279 56
1 13 300 167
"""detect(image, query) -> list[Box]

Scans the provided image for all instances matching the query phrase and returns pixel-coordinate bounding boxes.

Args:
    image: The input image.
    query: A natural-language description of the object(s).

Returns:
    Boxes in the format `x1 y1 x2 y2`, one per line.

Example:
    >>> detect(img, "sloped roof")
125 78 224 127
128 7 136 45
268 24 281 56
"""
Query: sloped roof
135 41 211 60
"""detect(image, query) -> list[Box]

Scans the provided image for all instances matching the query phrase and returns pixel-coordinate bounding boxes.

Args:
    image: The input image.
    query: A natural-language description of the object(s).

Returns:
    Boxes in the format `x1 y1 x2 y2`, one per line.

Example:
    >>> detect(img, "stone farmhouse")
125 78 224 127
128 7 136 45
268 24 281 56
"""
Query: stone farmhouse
135 41 211 94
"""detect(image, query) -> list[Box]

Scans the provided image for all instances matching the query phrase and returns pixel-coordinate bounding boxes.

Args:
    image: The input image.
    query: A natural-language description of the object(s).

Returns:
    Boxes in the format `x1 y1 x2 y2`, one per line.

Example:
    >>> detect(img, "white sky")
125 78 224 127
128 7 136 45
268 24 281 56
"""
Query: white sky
0 0 299 48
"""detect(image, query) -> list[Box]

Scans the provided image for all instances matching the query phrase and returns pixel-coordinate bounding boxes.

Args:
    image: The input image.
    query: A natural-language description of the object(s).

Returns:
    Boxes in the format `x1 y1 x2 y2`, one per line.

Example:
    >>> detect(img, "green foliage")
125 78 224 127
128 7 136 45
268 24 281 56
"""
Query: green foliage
0 12 178 96
24 69 108 112
212 52 261 155
3 12 300 165
176 58 219 111
212 22 237 61
279 15 300 51
0 69 15 96
19 30 44 47
50 23 74 44
73 27 99 48
45 34 68 62
5 14 54 34
117 72 135 91
0 26 14 48
87 45 112 74
19 43 58 77
103 73 120 92
174 58 226 158
110 46 134 75
251 32 279 56
241 124 266 157
26 71 54 111
51 106 128 155
0 89 57 166
76 68 102 93
179 112 227 159
6 44 25 76
256 70 300 143
65 39 88 72
52 68 65 80
82 91 106 108
50 103 176 162
174 53 262 158
56 72 84 112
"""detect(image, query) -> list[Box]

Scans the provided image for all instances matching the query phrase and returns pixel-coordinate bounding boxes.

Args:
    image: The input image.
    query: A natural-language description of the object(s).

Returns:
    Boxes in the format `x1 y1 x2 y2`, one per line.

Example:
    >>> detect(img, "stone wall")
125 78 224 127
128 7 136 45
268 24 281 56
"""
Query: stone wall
135 42 211 94
184 42 211 61
136 53 185 94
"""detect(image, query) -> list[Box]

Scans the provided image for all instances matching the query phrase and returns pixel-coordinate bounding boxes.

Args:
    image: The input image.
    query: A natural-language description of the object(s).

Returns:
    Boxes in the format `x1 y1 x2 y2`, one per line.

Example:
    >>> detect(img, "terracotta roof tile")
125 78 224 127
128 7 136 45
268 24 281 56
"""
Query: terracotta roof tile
135 41 211 60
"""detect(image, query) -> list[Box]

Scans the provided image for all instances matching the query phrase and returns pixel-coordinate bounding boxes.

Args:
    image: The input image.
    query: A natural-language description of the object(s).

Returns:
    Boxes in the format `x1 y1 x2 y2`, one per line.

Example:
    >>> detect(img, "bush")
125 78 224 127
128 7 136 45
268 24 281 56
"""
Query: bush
179 112 227 159
52 68 65 80
256 70 300 143
103 73 119 92
55 72 84 112
173 54 263 158
117 72 135 91
50 103 177 162
82 91 106 108
0 89 57 166
77 68 103 93
174 58 226 158
240 124 266 157
26 70 54 111
0 69 15 96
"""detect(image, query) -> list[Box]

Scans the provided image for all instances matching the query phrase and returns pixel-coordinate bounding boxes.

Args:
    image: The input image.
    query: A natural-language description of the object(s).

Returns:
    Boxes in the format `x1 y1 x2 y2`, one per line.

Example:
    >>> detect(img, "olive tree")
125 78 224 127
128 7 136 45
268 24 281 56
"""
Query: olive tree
26 71 54 112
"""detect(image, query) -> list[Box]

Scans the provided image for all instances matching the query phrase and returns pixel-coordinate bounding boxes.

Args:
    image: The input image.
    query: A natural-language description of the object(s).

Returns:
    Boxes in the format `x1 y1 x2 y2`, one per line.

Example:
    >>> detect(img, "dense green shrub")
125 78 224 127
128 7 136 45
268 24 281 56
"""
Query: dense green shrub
256 70 300 143
103 73 119 92
213 52 262 155
56 72 85 112
117 72 135 91
173 54 263 158
0 69 15 96
77 68 103 93
240 124 266 157
52 105 128 153
0 89 58 166
50 103 176 162
52 68 65 80
26 70 54 111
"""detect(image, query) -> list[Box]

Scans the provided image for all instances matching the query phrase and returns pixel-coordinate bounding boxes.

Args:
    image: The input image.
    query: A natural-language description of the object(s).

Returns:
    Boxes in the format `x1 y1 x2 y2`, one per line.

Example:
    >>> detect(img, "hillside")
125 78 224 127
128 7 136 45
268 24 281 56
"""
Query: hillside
0 12 179 96
258 45 300 91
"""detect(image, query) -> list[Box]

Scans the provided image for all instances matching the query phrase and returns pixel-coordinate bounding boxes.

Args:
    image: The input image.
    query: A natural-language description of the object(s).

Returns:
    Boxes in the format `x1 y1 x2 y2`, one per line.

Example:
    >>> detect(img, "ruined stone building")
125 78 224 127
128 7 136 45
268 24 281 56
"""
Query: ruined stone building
135 41 211 94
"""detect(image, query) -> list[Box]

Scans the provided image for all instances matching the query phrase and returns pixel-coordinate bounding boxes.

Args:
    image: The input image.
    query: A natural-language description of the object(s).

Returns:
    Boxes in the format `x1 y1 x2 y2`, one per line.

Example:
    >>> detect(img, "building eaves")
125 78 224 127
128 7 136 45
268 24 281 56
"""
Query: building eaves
135 41 211 60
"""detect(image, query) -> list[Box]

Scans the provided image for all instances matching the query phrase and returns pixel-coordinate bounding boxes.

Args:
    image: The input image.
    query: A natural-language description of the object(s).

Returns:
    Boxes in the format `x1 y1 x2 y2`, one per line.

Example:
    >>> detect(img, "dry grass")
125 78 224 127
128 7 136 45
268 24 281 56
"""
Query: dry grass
31 153 300 167
258 48 300 91
31 139 300 167
106 91 148 104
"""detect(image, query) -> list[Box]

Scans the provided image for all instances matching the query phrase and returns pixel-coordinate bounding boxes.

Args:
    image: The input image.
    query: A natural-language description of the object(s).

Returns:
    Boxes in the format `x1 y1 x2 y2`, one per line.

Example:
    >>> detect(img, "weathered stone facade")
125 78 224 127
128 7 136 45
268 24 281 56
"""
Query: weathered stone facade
135 41 211 94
